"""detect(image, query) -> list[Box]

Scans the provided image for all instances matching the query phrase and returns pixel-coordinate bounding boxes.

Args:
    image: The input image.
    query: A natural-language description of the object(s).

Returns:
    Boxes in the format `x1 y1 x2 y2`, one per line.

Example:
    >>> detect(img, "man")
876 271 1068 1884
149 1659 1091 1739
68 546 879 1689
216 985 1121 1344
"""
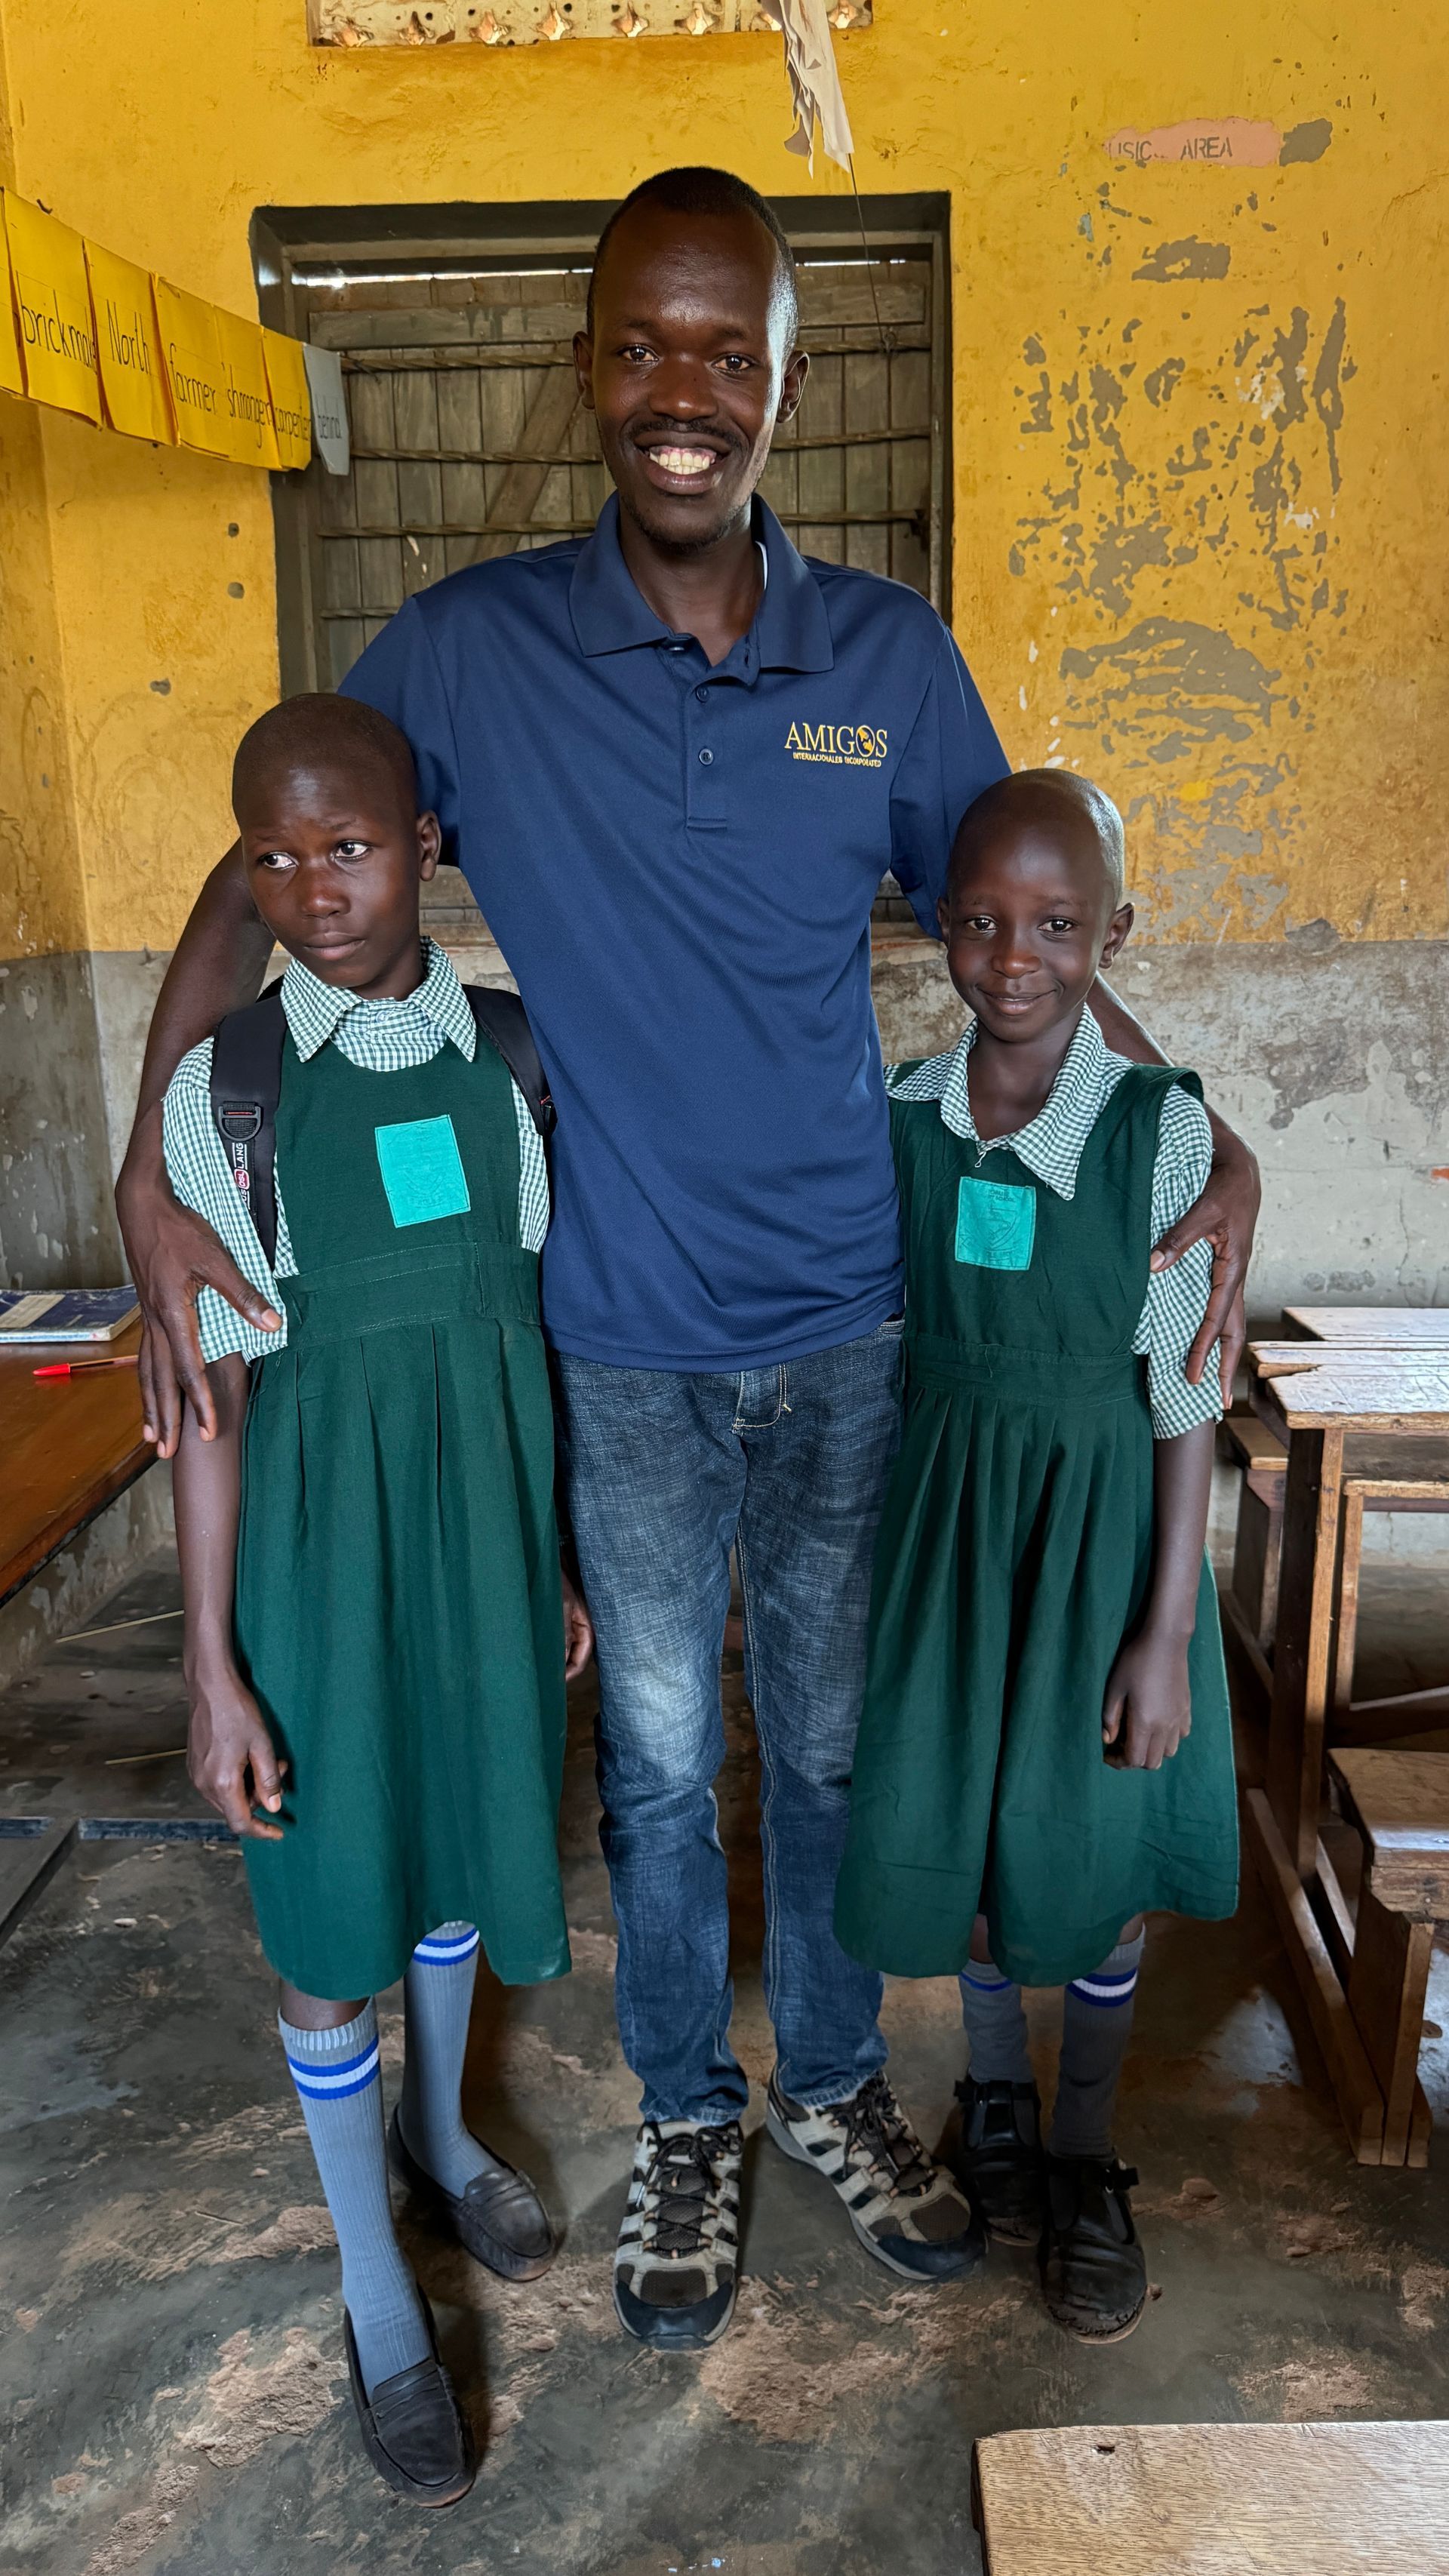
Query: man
118 168 1259 2351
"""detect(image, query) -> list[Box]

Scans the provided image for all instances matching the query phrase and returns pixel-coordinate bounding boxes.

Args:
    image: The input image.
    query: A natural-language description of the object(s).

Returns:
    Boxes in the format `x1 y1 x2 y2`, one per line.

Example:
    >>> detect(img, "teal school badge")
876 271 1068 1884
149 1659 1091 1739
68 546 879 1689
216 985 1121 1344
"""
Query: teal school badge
955 1175 1035 1270
374 1116 472 1228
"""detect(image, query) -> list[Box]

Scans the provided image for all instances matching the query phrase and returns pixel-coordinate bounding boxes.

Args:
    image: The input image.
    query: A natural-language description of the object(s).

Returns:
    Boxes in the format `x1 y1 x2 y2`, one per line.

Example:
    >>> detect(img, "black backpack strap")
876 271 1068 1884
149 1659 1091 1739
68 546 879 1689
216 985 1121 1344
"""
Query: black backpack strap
466 986 555 1140
209 983 287 1269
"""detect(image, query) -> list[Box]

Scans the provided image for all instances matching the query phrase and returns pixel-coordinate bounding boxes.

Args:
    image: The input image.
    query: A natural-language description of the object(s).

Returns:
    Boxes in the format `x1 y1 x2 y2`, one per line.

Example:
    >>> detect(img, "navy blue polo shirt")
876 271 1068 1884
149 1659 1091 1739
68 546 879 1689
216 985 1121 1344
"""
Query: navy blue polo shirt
342 496 1007 1372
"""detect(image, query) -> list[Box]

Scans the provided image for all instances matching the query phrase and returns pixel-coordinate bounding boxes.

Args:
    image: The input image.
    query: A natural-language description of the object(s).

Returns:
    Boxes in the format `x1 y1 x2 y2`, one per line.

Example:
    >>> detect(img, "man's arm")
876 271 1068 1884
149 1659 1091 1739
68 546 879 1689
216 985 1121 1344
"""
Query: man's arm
116 844 279 1457
174 1355 285 1839
1088 974 1260 1403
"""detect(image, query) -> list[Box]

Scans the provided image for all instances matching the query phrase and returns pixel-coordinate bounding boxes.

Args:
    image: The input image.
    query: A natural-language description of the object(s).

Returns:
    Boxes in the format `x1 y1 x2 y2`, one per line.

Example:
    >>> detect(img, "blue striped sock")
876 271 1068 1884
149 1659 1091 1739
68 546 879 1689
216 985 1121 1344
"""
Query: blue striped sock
958 1955 1032 2085
280 2002 429 2399
400 1922 499 2199
1049 1930 1146 2159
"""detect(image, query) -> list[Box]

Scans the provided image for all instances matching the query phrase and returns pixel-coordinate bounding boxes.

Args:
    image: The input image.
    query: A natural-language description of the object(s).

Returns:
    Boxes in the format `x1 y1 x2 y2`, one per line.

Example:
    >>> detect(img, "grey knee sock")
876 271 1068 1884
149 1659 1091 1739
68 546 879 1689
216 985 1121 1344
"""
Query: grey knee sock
280 2003 429 2398
1048 1930 1146 2159
958 1954 1033 2086
400 1922 499 2199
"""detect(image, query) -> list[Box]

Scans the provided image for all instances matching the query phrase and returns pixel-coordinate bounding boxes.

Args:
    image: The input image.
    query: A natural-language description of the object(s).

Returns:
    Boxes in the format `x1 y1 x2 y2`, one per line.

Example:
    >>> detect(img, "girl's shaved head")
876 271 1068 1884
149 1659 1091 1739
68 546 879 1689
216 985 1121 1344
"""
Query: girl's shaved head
232 694 417 823
949 769 1127 909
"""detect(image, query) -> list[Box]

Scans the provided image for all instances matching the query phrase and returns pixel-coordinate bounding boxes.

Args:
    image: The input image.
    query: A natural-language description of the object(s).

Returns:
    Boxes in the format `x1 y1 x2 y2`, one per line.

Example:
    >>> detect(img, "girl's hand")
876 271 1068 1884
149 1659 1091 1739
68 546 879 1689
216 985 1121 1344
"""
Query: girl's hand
561 1565 595 1682
1102 1631 1192 1771
187 1667 288 1838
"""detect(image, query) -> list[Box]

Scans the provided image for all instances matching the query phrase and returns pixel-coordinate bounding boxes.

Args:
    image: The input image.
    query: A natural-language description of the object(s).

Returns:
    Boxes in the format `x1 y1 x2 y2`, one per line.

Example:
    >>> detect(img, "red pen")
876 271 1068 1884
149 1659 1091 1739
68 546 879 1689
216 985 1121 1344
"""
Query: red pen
32 1355 141 1379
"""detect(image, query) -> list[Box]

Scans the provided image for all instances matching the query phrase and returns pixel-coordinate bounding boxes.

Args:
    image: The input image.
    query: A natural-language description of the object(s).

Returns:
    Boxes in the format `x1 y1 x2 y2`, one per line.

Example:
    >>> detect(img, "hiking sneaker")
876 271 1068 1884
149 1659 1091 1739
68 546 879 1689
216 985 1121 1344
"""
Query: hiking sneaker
1039 2153 1148 2343
614 2119 743 2350
940 2077 1045 2247
765 2068 984 2282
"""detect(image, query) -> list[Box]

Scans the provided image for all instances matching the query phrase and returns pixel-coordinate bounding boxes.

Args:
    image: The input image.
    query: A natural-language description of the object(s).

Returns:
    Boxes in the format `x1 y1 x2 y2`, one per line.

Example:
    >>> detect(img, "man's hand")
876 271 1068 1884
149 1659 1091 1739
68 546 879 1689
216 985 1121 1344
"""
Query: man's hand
562 1566 595 1682
1102 1630 1192 1772
1149 1121 1261 1405
187 1665 288 1839
118 1104 281 1458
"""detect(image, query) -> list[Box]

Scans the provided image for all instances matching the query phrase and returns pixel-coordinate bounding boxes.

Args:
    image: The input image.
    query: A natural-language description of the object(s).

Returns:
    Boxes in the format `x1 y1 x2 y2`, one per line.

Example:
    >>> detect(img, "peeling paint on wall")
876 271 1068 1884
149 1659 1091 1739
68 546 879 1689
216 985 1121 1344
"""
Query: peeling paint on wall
1006 181 1366 935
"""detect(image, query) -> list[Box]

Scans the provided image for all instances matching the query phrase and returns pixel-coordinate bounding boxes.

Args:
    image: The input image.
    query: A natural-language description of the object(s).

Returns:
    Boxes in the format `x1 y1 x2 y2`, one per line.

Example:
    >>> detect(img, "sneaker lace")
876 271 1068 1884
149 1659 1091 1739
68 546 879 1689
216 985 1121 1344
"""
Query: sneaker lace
840 2073 936 2201
639 2126 733 2257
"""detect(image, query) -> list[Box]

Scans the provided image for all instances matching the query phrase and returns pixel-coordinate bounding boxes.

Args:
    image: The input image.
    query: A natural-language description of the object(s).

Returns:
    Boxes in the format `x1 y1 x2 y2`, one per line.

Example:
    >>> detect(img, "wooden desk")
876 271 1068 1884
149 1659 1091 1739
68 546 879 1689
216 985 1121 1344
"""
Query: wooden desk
0 1320 152 1609
1244 1343 1449 2164
973 2421 1449 2576
1284 1304 1449 1346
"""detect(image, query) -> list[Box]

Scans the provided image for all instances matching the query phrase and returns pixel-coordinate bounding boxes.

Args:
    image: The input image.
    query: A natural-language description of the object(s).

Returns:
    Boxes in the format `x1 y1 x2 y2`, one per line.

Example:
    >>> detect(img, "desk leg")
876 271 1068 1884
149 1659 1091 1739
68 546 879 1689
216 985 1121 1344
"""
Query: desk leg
1330 1486 1364 1737
1266 1426 1345 1881
1347 1885 1433 2168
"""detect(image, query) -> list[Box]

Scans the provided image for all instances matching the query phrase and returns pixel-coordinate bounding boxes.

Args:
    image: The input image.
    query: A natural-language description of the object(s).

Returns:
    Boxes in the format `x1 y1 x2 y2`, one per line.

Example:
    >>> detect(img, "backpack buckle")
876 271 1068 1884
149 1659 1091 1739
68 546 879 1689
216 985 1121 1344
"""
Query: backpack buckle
217 1100 263 1144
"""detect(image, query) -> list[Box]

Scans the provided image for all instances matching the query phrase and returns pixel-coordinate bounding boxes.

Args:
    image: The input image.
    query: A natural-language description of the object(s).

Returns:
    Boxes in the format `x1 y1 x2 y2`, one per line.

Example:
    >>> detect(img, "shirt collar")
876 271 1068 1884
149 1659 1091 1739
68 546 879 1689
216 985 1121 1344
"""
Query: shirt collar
568 493 834 676
280 934 476 1065
937 1008 1110 1202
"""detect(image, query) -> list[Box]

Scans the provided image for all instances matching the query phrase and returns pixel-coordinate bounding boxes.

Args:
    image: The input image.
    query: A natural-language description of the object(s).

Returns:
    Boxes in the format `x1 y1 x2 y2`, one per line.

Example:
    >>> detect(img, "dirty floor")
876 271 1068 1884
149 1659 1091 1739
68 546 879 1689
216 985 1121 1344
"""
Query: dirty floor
3 1527 1449 2576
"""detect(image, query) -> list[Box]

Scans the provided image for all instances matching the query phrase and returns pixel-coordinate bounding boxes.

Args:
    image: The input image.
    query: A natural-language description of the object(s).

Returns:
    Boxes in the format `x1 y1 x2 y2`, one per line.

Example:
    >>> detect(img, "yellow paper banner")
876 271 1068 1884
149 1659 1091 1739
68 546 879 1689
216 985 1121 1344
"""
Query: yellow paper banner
262 326 312 472
85 241 175 445
4 192 101 423
153 277 231 457
0 239 20 398
216 307 281 469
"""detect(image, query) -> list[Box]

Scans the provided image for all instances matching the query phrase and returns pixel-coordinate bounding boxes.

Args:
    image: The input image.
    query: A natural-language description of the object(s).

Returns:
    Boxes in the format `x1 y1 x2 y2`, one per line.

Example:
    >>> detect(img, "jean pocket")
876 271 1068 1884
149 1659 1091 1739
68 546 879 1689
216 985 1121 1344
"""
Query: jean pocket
877 1313 906 1337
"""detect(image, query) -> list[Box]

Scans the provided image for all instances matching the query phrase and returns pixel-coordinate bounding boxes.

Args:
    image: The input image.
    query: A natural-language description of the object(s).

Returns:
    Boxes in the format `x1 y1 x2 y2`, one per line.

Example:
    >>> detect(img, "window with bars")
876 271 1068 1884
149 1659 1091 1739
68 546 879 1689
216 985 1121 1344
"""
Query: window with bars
258 196 949 696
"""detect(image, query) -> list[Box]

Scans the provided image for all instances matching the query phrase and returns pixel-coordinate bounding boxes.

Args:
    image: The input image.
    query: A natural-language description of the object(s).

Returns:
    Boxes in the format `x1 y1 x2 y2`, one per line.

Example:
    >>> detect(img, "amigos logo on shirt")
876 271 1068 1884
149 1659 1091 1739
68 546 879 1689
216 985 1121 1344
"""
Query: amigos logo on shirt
783 720 888 769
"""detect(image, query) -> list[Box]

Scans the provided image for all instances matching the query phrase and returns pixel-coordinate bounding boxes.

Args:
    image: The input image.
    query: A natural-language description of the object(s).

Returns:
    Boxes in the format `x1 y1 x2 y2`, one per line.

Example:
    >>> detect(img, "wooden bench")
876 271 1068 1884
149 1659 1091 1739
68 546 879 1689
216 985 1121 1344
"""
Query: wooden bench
0 1319 152 1610
972 2420 1449 2574
1328 1749 1449 2165
1284 1305 1449 1347
1242 1342 1449 2165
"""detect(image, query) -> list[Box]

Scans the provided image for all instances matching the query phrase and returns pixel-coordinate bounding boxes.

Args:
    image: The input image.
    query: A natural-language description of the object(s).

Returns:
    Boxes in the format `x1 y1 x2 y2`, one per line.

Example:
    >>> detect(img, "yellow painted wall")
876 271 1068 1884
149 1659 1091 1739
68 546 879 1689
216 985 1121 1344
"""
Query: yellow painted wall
0 0 1445 959
0 17 88 958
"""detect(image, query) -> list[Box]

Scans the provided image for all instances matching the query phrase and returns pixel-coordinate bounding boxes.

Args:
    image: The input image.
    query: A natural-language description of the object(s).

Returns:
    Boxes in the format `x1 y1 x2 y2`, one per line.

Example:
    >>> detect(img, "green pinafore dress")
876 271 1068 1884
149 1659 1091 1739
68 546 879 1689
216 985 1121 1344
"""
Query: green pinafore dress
835 1061 1238 1990
233 1029 570 2002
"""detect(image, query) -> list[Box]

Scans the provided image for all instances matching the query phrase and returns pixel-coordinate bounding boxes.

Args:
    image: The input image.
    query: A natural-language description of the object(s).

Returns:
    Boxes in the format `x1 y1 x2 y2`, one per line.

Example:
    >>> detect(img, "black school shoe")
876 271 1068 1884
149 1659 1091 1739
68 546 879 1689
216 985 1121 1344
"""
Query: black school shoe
940 2078 1046 2248
1038 2153 1148 2343
388 2108 557 2282
343 2299 476 2507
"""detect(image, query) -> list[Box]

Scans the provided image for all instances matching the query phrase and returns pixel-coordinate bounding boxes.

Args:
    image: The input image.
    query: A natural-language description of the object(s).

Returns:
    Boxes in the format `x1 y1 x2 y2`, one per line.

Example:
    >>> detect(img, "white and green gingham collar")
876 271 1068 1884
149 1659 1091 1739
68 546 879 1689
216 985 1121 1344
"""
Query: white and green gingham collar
280 935 476 1067
888 1007 1114 1202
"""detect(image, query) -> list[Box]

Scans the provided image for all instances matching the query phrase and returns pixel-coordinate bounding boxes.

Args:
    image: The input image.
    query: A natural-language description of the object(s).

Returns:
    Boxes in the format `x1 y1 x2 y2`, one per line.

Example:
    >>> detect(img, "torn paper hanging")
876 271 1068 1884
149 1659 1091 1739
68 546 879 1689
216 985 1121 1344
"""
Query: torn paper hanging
770 0 854 174
302 341 350 475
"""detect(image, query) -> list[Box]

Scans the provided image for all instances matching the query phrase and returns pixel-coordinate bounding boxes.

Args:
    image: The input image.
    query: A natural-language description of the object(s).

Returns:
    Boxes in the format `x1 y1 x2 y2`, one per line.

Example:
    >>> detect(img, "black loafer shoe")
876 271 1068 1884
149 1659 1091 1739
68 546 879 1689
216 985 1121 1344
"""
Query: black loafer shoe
389 2109 557 2282
343 2301 475 2507
1038 2153 1147 2343
940 2078 1045 2247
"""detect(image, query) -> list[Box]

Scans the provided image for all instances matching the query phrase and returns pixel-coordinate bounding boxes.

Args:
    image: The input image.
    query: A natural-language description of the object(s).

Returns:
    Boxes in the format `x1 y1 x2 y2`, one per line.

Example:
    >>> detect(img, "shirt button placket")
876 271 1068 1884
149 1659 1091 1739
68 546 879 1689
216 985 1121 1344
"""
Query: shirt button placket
686 677 725 829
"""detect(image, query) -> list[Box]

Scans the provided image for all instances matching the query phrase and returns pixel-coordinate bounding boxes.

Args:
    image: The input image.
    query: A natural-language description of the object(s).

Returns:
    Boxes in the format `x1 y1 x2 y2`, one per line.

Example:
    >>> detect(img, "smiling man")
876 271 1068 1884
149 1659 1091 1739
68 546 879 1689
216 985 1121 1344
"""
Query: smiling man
117 168 1259 2353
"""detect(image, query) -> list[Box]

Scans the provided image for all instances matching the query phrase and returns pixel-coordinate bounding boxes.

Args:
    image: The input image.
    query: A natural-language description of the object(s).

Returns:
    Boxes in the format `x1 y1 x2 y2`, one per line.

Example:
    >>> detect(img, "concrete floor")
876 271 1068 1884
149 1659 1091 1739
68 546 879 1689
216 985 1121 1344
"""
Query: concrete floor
3 1525 1449 2576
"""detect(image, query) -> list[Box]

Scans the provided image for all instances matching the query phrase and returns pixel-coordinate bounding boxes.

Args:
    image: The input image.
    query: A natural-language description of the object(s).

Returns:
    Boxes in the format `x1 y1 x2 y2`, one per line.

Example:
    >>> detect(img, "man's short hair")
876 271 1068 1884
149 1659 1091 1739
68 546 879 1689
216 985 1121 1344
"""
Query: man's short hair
586 165 798 346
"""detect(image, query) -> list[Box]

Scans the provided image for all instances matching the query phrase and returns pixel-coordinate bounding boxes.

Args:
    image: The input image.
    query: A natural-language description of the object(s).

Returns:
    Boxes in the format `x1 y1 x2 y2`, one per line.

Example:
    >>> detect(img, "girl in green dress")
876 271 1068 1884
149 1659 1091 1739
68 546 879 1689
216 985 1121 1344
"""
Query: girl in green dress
835 768 1238 2345
167 697 591 2508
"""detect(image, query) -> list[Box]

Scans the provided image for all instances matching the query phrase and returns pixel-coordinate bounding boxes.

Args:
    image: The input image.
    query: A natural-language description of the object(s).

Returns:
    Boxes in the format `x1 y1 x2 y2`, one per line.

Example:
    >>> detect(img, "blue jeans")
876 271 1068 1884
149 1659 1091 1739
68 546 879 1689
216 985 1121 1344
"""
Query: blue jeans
554 1324 903 2122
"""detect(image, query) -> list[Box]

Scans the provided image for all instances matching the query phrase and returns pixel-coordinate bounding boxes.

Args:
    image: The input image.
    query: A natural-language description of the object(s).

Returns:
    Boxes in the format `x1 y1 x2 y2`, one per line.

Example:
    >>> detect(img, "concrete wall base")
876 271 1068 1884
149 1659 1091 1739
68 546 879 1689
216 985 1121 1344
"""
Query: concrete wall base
0 1467 173 1694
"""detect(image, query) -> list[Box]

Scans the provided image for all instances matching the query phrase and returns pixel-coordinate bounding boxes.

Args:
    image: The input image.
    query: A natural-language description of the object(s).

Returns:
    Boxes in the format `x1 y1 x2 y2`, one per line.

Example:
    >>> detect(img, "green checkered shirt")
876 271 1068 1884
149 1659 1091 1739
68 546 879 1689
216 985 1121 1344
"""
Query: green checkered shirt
887 1008 1222 1439
162 939 549 1366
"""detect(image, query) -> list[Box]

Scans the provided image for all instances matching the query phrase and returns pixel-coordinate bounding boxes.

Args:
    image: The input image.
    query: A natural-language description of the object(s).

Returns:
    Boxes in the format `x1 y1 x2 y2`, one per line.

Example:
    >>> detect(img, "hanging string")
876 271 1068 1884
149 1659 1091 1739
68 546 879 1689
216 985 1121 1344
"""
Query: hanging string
848 151 892 357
